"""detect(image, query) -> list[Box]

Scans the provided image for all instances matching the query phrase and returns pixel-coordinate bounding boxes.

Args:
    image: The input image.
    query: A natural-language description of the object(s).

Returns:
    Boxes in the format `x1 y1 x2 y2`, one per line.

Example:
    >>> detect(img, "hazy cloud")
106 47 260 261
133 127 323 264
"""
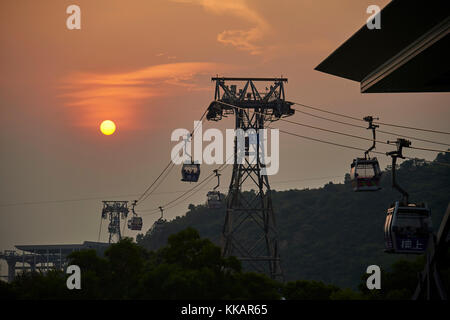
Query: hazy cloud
172 0 269 55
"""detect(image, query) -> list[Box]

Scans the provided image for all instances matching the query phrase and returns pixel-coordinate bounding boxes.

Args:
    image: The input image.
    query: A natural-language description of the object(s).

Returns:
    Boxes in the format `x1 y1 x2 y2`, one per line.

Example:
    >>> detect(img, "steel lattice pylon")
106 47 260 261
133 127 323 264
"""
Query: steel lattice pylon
101 201 129 243
207 77 295 281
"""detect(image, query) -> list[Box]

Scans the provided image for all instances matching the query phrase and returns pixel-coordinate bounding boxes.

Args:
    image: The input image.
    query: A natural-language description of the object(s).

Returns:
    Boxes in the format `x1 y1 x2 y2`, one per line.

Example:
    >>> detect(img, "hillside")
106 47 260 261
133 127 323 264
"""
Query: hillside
137 152 450 288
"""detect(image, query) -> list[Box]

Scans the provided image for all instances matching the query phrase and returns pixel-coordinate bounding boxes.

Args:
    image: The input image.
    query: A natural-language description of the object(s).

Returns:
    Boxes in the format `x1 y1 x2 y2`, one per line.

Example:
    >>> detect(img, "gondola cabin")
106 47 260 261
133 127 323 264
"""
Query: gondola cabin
181 163 200 182
127 216 143 231
384 202 432 254
149 218 167 235
207 191 222 208
350 157 381 191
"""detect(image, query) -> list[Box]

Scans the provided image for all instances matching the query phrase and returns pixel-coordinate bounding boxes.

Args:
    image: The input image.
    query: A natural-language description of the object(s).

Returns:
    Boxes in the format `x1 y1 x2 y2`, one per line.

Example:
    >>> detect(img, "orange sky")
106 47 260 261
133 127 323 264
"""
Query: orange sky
1 0 449 254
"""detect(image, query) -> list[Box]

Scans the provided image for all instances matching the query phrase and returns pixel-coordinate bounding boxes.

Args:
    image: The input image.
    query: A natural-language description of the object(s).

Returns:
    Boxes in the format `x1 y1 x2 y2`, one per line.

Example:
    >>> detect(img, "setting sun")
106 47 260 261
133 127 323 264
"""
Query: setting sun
100 120 116 135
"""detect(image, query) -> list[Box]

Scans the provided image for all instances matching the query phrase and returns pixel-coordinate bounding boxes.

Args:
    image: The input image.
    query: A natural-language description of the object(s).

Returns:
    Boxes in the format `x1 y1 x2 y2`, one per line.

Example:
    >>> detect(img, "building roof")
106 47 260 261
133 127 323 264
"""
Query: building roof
15 241 109 254
315 1 450 93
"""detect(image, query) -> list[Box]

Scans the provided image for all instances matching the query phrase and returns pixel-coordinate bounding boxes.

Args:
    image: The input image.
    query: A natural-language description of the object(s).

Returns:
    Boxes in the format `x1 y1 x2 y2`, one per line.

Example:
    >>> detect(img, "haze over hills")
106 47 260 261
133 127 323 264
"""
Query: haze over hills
137 152 450 288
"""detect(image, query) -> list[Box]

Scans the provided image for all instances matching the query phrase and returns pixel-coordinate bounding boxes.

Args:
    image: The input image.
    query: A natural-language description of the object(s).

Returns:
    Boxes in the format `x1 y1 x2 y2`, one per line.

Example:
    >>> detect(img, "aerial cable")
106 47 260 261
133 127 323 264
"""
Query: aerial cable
135 106 210 206
278 128 386 155
0 193 139 208
294 108 367 128
294 102 362 122
276 126 450 167
138 162 176 204
139 171 217 215
281 117 390 146
374 120 450 135
140 158 232 214
137 175 342 211
408 146 450 153
217 101 449 153
294 108 450 147
135 161 173 204
162 163 226 209
293 102 450 135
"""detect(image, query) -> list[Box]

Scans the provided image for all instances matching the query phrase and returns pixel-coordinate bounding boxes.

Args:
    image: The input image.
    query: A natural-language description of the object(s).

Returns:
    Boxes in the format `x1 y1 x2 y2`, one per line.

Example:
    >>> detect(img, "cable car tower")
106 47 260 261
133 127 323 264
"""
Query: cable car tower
206 77 294 281
101 201 129 243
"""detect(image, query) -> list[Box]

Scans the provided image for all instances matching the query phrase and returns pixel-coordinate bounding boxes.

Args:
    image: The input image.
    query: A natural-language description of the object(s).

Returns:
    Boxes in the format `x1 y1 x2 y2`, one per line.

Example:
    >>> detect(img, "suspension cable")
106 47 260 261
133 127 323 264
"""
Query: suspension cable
374 120 450 135
294 108 450 147
294 102 450 135
294 102 363 121
217 101 449 153
135 106 209 205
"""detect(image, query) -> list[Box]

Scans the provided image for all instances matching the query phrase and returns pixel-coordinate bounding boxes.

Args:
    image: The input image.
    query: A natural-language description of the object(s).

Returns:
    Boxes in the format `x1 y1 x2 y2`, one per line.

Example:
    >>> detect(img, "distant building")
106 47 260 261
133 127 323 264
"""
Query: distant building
0 241 109 283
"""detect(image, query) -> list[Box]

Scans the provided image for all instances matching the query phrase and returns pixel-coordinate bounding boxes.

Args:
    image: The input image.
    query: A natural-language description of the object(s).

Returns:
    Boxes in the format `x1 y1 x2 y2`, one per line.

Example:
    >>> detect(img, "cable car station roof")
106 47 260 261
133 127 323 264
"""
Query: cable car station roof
315 1 450 93
15 241 109 255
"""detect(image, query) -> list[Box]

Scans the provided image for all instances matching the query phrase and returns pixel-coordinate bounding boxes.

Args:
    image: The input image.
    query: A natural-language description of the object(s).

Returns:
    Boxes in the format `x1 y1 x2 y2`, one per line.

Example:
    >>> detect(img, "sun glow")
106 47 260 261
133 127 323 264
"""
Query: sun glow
100 120 116 135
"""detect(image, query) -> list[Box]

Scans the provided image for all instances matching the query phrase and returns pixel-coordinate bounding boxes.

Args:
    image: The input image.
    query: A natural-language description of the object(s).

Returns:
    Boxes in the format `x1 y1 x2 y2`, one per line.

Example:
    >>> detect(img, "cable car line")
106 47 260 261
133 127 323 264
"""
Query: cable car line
294 108 367 128
278 128 387 155
376 130 449 148
281 118 391 146
137 162 175 205
0 186 231 209
135 107 209 206
274 126 450 167
293 102 363 122
0 193 140 208
135 161 174 204
293 102 450 135
140 166 224 213
294 108 450 147
407 145 450 153
163 161 229 210
138 154 234 215
136 174 344 214
137 164 225 215
374 120 450 135
216 100 449 153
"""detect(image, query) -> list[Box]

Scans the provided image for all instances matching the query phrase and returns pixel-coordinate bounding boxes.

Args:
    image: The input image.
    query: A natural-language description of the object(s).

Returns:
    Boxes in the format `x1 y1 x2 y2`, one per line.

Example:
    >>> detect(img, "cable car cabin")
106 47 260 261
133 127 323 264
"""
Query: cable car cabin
149 218 167 235
181 163 200 182
350 158 381 191
207 191 222 208
384 202 432 254
155 218 166 226
127 216 143 231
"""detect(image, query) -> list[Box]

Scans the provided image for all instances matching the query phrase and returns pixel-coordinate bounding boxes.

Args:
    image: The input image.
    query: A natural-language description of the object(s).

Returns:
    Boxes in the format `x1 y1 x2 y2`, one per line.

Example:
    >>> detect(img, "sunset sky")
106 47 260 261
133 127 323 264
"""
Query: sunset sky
1 0 449 261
